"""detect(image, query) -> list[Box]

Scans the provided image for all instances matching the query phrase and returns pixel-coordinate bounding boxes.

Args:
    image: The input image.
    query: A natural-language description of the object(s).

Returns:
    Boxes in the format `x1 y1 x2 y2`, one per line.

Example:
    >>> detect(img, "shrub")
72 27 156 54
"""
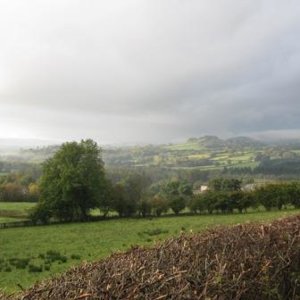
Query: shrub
150 195 169 217
8 258 30 269
168 196 186 215
70 254 81 260
45 250 67 263
28 264 43 273
29 203 51 224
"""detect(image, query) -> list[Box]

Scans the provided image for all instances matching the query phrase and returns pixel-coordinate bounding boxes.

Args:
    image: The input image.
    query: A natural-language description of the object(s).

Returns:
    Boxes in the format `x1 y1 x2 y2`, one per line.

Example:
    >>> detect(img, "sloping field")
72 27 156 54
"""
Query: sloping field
0 202 35 223
6 215 300 300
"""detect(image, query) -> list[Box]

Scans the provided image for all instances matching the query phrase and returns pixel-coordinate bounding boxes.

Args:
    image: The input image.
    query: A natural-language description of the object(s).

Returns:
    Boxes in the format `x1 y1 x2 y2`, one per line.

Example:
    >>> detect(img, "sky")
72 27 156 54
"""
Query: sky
0 0 300 145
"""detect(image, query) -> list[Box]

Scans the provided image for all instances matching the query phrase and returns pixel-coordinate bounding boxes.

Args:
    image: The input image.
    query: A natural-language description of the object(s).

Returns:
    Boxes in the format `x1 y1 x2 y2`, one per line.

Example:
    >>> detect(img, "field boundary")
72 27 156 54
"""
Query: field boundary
1 208 299 230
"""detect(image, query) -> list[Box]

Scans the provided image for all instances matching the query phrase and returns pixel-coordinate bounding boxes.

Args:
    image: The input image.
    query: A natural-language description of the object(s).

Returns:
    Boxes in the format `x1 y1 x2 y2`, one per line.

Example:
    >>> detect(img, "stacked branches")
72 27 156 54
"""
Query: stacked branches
8 215 300 300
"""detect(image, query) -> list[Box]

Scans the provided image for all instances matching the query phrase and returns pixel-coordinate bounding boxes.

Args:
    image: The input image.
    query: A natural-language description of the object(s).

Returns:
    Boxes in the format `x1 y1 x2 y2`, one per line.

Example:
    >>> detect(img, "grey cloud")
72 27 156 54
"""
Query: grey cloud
0 0 300 143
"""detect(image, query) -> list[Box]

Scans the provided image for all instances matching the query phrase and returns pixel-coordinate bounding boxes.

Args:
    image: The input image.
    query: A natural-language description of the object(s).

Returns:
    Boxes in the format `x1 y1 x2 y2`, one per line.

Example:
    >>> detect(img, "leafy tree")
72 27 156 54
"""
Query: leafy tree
121 173 151 217
201 191 218 214
137 197 152 217
163 181 192 215
97 178 115 217
288 182 300 208
209 178 241 192
168 195 186 215
150 194 169 216
0 183 26 202
28 183 40 202
255 185 278 211
29 202 51 224
253 183 300 211
32 139 106 222
231 190 257 213
214 192 231 213
189 194 206 214
110 183 128 217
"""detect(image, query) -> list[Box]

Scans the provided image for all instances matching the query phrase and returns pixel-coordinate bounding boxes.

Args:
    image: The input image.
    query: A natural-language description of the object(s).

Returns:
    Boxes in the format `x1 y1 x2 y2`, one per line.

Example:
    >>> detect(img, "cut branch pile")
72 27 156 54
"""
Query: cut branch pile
5 215 300 299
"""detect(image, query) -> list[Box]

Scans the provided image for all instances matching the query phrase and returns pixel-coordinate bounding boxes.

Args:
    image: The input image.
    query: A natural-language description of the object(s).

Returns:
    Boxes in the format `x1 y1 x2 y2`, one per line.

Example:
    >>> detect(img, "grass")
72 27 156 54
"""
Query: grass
187 153 210 159
165 142 204 151
0 217 26 223
0 209 299 294
0 203 36 212
0 202 36 223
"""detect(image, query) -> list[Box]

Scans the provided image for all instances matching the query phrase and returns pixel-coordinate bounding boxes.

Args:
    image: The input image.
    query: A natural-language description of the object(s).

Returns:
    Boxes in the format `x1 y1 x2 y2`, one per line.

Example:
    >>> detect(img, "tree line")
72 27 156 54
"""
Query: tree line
1 140 299 224
26 140 300 224
0 173 40 202
190 182 300 214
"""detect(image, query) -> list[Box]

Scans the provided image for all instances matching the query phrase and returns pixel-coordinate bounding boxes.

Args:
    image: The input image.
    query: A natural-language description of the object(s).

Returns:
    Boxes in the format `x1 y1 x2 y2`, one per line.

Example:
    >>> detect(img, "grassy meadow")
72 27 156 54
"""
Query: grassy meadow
0 202 35 223
1 209 300 294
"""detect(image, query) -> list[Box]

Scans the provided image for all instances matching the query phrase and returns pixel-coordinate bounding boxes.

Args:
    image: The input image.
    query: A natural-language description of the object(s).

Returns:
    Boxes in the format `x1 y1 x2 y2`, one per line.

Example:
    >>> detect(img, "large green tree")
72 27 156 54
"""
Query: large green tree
33 139 106 222
208 178 242 192
162 181 192 215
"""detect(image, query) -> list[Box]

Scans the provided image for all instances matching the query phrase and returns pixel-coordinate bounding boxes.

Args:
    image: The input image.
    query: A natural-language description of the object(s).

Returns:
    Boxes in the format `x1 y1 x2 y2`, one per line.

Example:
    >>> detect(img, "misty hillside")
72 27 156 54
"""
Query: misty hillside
187 136 265 149
2 136 300 177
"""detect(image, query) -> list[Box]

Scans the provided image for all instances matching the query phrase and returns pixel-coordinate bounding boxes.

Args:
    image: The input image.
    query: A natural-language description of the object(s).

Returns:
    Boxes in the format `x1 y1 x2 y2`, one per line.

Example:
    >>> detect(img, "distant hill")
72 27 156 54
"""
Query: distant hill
187 136 265 149
2 136 300 175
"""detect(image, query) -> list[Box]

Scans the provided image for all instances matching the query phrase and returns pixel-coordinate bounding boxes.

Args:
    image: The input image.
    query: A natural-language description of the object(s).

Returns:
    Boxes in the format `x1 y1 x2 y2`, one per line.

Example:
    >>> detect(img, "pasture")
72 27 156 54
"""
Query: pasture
0 209 299 294
0 202 35 224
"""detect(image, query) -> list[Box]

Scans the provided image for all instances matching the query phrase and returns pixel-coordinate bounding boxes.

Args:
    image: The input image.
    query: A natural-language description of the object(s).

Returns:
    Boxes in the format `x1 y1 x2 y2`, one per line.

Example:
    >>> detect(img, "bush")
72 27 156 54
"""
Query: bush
137 198 152 218
150 195 169 217
30 203 51 224
188 195 206 213
168 196 186 215
70 254 81 260
45 250 67 263
8 258 30 269
28 264 43 273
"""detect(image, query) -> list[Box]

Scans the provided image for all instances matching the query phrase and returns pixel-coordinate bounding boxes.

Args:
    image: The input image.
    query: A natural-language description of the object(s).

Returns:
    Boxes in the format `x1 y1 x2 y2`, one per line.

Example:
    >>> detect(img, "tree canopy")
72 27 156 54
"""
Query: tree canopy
32 139 106 222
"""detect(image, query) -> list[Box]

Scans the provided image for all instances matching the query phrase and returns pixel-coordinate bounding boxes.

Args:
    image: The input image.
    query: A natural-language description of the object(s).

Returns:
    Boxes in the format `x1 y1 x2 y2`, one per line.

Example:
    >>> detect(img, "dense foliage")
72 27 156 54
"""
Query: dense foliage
0 172 40 202
2 137 300 224
31 140 106 222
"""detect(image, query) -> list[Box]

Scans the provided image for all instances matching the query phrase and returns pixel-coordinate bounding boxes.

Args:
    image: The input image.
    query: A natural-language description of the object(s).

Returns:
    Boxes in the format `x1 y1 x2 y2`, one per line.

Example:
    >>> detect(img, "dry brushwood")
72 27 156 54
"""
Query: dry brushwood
2 215 300 300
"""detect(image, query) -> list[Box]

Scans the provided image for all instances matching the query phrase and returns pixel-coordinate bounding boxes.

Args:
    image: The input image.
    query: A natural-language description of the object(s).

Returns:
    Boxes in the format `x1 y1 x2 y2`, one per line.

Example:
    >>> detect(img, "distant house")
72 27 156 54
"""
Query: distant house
193 185 209 195
242 184 256 192
201 185 208 192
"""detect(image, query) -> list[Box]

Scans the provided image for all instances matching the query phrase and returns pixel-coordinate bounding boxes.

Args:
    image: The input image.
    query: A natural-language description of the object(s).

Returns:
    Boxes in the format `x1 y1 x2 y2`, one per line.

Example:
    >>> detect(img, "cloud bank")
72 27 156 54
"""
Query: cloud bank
0 0 300 144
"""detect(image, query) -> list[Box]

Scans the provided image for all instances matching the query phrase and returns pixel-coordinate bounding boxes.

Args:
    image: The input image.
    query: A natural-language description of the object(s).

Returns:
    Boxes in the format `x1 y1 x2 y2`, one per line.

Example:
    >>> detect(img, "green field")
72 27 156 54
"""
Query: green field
0 202 36 224
0 202 36 212
0 217 26 224
0 209 299 294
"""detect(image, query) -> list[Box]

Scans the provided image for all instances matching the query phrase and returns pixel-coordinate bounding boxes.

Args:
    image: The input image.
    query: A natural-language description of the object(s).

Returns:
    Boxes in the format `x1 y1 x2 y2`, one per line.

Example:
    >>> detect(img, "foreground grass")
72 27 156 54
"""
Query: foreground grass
0 209 299 294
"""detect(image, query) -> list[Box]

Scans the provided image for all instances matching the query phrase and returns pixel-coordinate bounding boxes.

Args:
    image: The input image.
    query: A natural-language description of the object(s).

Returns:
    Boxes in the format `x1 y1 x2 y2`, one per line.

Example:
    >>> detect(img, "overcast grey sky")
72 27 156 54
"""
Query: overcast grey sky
1 0 300 144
